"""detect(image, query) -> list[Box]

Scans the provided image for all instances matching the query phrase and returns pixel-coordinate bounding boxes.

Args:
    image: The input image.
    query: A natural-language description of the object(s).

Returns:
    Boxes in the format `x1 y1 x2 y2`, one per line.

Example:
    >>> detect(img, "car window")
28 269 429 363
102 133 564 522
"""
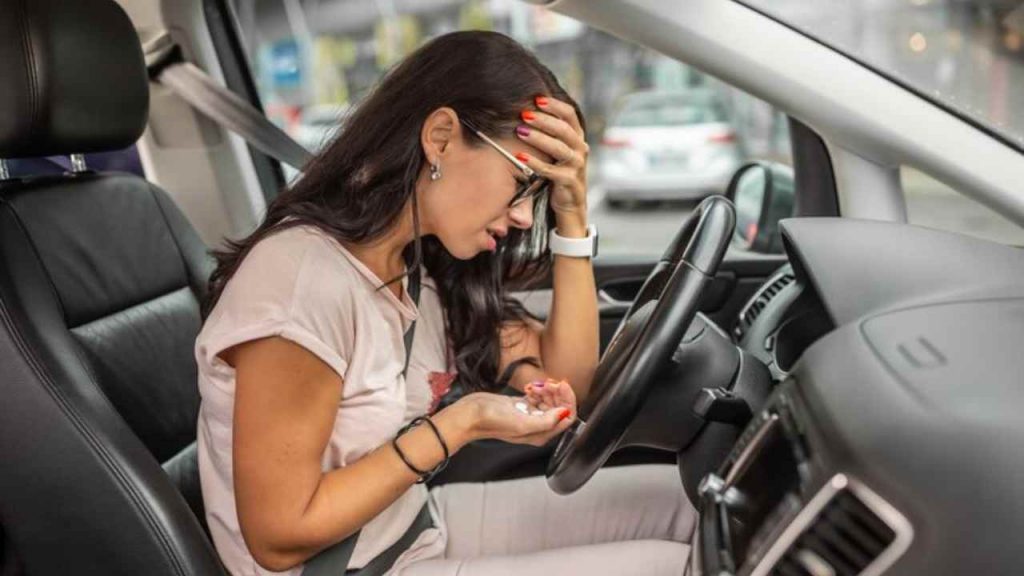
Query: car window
903 167 1024 246
230 0 793 257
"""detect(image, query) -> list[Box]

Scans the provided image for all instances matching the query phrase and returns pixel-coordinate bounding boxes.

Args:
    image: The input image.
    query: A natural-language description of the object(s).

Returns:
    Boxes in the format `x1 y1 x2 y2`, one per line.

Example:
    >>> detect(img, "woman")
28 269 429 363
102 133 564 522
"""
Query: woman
195 31 694 575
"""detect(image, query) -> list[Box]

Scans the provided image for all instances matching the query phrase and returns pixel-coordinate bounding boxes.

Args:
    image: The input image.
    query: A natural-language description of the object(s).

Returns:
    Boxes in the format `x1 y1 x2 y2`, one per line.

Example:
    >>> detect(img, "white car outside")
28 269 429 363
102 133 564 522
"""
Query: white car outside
599 90 742 207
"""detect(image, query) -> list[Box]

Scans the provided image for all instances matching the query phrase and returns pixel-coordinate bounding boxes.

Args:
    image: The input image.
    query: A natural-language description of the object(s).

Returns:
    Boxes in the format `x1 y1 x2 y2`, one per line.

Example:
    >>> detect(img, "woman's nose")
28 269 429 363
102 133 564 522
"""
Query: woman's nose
508 198 534 229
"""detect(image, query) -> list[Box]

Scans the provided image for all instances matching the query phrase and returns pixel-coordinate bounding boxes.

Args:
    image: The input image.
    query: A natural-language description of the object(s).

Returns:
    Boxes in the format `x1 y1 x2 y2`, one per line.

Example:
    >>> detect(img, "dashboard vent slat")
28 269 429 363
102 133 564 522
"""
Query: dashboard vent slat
773 557 809 576
835 492 895 546
822 505 887 557
735 271 796 341
770 485 898 576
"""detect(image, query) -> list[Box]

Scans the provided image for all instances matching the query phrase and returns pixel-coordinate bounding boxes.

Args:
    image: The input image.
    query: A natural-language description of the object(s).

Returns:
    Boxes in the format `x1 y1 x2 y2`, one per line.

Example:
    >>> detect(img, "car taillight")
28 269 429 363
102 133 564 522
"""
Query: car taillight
708 131 736 144
601 137 631 148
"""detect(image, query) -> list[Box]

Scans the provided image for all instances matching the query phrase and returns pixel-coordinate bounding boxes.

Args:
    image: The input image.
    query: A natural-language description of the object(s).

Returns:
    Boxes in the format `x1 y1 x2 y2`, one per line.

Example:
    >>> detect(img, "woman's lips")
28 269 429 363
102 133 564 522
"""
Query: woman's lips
484 233 497 252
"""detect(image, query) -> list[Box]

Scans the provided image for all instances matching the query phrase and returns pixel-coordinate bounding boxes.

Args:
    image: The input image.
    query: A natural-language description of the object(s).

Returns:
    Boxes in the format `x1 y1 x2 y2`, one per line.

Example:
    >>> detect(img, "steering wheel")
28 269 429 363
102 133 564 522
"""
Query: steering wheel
546 195 735 494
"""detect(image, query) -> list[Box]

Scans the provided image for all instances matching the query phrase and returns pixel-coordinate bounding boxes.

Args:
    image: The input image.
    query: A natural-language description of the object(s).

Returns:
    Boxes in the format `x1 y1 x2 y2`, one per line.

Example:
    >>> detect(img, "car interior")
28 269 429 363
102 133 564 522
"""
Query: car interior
2 0 1023 575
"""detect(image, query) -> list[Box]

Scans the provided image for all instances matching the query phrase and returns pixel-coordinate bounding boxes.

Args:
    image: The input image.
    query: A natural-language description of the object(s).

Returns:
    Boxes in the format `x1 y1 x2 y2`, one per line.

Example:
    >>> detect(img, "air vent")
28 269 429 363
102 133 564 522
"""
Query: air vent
735 271 796 341
770 485 898 576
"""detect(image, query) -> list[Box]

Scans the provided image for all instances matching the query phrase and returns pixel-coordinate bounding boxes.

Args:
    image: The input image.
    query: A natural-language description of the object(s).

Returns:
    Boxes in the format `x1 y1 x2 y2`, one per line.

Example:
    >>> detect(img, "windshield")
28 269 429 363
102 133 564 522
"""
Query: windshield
739 0 1024 149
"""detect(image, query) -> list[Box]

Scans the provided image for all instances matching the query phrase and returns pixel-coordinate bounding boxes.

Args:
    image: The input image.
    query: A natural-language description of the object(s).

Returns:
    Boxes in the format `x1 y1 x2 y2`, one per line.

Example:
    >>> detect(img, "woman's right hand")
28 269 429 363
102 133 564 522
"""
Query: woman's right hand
447 392 575 446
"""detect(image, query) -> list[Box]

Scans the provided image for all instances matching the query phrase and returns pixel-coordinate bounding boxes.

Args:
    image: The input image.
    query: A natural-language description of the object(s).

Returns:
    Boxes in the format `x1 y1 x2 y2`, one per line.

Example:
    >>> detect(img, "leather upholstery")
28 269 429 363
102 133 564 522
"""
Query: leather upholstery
0 172 222 575
0 0 224 572
8 175 209 462
0 0 148 158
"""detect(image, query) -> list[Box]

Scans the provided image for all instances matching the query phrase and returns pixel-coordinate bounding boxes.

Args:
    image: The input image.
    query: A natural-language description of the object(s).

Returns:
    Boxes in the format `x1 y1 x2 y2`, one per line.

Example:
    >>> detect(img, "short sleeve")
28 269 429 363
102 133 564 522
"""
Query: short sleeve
196 227 355 379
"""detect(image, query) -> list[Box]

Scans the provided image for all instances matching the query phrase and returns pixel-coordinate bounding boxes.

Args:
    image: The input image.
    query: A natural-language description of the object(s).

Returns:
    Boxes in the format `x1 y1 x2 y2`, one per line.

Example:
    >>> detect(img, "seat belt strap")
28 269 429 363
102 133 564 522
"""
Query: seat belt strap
142 31 313 171
297 268 423 576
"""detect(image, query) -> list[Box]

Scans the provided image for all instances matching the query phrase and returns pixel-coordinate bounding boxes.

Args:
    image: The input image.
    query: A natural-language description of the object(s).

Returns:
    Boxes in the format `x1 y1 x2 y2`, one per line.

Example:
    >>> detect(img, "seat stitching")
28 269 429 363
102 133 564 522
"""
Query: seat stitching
0 291 194 576
1 200 114 402
8 175 195 327
16 0 40 139
1 201 71 336
145 180 202 298
69 284 194 332
1 202 198 573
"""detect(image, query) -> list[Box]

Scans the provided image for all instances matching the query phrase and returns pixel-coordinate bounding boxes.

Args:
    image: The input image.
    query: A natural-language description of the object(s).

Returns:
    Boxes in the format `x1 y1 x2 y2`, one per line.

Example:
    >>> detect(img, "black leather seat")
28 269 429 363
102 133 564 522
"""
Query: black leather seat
0 0 225 573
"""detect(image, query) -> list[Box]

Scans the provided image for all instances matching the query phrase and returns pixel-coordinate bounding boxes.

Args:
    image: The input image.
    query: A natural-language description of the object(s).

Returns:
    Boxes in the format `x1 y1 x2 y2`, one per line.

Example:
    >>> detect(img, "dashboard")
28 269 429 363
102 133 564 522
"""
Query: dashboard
691 217 1024 576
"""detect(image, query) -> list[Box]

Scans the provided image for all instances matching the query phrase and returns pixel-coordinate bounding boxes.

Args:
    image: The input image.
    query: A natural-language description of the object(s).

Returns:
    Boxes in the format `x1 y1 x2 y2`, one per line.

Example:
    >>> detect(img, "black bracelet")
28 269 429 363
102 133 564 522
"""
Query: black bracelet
392 416 450 484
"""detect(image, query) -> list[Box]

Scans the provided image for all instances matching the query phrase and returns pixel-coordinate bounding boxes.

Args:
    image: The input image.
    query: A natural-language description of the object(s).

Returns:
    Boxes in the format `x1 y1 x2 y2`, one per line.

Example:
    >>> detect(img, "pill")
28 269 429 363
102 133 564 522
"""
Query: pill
515 402 529 414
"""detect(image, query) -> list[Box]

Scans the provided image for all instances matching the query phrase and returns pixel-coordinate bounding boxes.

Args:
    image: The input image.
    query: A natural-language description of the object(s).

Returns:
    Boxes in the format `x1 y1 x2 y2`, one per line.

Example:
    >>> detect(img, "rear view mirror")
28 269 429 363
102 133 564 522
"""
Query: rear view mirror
725 162 794 253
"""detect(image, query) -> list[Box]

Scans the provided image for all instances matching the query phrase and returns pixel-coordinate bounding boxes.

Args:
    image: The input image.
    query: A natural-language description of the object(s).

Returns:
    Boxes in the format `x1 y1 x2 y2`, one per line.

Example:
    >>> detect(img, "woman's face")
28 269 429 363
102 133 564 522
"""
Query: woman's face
419 108 554 260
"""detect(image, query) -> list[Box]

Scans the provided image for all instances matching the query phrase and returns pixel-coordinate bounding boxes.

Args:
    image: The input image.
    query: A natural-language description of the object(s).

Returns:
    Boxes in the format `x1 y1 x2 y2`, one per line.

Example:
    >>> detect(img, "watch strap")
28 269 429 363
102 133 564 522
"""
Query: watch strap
549 224 598 258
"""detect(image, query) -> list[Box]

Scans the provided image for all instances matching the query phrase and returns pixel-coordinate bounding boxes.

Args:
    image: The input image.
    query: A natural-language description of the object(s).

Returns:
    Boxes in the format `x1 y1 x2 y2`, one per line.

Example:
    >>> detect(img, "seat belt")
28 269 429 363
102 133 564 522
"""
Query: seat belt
304 266 424 576
141 31 313 171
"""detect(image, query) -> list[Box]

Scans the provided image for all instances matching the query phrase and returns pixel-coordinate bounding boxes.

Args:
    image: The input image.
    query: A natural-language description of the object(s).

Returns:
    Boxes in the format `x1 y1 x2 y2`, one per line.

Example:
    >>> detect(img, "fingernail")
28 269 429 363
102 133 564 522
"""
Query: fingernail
535 96 549 108
515 152 530 163
521 110 536 122
529 380 545 388
515 124 531 137
558 408 571 421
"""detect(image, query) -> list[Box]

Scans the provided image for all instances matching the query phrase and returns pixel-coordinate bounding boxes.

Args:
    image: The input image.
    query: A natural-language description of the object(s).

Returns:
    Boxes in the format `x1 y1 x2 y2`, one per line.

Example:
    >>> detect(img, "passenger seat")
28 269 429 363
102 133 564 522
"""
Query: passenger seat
0 0 225 573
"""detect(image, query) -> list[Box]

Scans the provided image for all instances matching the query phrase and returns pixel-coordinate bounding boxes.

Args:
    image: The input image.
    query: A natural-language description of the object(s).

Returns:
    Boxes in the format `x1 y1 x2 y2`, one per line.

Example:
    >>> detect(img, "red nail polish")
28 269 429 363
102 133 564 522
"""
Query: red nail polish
535 96 549 107
515 152 530 163
558 408 571 421
521 110 536 122
515 125 531 137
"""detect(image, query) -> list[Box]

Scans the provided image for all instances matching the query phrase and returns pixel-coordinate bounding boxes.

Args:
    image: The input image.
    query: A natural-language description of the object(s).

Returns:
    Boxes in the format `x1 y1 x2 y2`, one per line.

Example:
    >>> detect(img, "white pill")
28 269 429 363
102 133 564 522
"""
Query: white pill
515 402 529 414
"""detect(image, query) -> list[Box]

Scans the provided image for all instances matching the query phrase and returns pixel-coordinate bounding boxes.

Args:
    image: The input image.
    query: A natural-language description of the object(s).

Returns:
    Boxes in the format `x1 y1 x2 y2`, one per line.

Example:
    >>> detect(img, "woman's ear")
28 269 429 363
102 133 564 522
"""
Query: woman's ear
421 107 458 163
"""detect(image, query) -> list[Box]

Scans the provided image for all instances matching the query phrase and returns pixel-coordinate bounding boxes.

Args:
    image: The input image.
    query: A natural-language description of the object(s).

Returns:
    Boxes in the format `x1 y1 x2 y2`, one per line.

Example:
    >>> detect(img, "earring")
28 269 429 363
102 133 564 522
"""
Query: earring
429 162 442 181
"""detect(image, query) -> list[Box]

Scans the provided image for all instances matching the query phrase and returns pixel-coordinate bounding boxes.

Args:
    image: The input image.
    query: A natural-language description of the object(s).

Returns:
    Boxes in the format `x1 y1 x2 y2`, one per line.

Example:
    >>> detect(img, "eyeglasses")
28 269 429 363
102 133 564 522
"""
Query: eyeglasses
460 117 550 208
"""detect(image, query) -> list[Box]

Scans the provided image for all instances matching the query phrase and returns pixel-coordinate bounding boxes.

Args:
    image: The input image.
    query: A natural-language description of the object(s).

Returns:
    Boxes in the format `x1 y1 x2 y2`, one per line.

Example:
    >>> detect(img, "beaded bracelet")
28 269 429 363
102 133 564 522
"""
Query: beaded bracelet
392 416 450 484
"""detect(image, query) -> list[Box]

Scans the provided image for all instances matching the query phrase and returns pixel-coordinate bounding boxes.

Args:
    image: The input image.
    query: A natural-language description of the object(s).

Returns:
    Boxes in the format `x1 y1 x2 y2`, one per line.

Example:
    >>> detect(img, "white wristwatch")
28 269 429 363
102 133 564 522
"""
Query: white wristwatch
549 224 599 258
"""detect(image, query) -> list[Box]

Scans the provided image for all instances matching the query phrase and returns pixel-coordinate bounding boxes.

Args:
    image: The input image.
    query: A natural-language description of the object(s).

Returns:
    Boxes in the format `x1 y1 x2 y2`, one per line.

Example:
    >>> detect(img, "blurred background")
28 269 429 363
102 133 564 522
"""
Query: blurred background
12 1 1020 254
226 0 1023 252
229 0 796 256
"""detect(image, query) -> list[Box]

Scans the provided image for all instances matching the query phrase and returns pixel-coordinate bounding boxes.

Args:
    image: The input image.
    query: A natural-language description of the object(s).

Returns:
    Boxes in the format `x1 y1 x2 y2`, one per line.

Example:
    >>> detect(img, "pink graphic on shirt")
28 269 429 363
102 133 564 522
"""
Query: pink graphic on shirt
427 371 457 413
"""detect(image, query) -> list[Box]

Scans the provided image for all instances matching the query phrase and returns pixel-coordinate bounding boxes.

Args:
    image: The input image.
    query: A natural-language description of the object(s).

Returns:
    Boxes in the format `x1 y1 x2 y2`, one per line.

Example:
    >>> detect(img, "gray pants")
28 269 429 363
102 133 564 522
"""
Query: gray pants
396 464 695 575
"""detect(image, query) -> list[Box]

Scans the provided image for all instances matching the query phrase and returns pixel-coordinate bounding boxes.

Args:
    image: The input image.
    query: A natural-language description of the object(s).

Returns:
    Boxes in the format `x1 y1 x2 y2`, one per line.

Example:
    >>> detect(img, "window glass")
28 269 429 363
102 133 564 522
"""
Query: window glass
903 167 1024 245
740 0 1024 150
230 0 793 256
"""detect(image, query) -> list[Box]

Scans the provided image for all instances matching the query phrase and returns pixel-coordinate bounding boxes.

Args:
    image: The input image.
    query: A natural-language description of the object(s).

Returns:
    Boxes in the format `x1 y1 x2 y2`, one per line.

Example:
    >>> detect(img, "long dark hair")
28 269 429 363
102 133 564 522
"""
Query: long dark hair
204 31 585 394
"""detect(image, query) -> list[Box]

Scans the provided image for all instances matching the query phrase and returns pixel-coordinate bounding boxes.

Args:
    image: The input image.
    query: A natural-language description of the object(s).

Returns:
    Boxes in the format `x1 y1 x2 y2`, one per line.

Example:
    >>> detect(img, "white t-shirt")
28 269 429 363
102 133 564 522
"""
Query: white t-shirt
195 225 453 575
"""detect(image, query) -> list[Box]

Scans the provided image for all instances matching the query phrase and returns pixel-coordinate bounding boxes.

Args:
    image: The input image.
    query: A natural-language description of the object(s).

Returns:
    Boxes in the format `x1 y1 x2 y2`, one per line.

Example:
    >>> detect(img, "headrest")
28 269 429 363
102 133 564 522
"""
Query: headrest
0 0 148 159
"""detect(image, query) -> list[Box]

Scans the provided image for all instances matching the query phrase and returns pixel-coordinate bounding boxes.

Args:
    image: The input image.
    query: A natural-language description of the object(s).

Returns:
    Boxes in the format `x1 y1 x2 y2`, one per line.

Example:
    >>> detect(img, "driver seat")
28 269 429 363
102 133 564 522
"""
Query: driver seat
0 0 225 573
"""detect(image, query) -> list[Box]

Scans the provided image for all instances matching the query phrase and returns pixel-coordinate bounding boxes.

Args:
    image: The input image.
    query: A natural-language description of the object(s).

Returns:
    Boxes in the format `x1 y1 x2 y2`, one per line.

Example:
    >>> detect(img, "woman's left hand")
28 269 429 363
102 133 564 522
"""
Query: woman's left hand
515 96 589 220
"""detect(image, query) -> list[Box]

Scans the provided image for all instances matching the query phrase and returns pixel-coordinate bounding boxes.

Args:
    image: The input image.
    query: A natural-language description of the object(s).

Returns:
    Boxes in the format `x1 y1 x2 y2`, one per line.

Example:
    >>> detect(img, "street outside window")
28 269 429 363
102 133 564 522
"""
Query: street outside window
229 0 793 256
